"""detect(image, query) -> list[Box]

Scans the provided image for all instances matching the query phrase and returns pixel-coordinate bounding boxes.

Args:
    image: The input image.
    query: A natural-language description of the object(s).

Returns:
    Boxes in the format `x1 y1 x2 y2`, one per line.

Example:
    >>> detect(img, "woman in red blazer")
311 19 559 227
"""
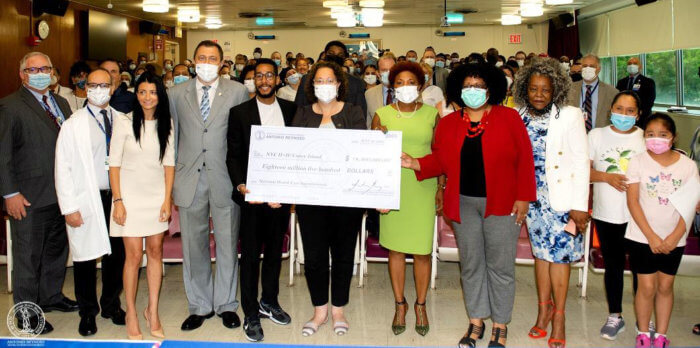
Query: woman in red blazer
401 63 536 348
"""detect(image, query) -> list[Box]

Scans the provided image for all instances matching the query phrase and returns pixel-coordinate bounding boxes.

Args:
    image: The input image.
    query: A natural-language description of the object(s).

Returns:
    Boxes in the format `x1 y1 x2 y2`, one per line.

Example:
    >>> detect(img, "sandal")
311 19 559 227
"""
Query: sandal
392 298 408 335
414 301 429 336
333 320 349 336
529 300 554 339
488 326 507 347
548 307 566 348
301 316 328 337
459 322 485 348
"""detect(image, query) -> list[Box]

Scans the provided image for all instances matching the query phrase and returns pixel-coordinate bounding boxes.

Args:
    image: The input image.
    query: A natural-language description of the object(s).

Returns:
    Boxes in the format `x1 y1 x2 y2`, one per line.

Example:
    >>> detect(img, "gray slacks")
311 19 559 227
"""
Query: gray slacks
179 170 240 315
453 195 519 324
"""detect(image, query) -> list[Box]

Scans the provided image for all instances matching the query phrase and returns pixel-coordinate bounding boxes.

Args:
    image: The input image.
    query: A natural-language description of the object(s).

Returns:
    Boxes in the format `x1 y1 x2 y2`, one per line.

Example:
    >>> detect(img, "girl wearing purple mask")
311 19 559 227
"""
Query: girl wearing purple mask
625 113 700 348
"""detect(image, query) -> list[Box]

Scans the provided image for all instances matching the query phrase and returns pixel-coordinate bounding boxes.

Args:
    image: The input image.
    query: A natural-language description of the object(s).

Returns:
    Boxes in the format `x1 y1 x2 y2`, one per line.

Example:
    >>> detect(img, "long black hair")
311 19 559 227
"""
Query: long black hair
132 71 172 163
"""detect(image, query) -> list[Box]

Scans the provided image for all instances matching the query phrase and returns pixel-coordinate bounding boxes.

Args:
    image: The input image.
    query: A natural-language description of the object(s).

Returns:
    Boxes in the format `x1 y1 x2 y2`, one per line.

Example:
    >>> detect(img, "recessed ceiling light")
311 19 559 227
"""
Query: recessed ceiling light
205 17 222 29
177 7 200 22
330 6 353 19
501 14 522 25
359 0 384 7
336 12 356 27
361 7 383 27
142 0 168 13
521 3 544 17
545 0 573 4
323 0 347 8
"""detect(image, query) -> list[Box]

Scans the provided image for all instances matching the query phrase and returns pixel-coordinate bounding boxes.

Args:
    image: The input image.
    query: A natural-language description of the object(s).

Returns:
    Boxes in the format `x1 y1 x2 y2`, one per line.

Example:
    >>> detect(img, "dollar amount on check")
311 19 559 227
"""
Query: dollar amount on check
245 125 402 210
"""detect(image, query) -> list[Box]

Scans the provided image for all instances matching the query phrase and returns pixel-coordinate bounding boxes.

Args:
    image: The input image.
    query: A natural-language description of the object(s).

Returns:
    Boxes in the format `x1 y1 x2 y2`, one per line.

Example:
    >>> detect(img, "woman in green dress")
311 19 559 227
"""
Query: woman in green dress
372 61 439 336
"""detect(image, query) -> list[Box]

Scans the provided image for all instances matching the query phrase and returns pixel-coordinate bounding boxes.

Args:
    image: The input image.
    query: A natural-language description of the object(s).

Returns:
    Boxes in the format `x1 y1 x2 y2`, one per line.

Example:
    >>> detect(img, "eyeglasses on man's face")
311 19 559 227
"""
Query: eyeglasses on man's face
23 66 53 74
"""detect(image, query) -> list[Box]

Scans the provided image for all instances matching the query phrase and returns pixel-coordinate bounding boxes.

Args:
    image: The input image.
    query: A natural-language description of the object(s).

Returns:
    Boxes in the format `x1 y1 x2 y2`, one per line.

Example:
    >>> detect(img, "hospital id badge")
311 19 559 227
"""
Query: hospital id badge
105 156 110 171
633 83 641 91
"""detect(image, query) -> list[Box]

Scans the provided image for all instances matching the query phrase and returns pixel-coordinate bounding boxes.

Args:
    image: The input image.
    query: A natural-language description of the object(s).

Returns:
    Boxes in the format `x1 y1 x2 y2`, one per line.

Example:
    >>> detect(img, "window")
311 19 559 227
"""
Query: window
645 50 677 105
599 57 614 85
616 55 638 82
682 48 700 107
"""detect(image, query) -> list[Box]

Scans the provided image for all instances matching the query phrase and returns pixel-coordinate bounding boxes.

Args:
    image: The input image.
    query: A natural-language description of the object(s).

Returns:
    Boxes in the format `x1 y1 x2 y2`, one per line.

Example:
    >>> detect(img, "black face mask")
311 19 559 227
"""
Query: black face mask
570 73 582 82
325 54 345 66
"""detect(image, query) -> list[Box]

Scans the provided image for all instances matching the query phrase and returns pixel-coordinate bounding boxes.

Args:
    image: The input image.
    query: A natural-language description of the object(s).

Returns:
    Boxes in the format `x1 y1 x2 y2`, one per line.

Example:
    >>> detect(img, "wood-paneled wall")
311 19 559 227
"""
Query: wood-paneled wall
0 0 187 98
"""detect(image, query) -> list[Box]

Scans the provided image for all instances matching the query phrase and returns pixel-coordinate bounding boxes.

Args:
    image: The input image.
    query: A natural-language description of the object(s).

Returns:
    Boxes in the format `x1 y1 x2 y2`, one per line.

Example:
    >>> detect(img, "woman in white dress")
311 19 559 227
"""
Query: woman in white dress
109 71 175 340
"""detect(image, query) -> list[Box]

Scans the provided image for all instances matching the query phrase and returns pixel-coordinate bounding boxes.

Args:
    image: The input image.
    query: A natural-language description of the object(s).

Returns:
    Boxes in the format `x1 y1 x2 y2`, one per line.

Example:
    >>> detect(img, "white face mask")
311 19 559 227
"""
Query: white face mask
244 79 256 93
627 64 639 75
516 59 525 67
196 63 219 83
364 75 377 85
505 76 513 90
50 75 58 86
87 86 111 106
220 74 231 80
560 62 570 71
394 85 419 103
164 80 174 88
424 58 435 68
582 66 597 82
235 64 245 71
495 61 503 68
253 52 262 59
314 84 338 103
380 71 390 85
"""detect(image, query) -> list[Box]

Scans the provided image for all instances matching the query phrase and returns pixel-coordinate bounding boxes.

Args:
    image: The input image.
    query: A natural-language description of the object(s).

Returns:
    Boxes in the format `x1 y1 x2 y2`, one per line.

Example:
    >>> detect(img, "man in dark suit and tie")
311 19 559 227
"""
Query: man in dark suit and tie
616 56 656 124
0 52 79 335
227 58 296 342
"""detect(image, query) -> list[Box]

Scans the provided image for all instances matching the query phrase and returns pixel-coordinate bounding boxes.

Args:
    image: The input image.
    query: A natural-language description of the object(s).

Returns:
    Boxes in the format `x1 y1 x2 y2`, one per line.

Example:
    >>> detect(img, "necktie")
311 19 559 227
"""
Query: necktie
628 76 636 91
200 85 211 121
100 109 112 140
386 88 393 105
42 95 61 129
584 85 593 132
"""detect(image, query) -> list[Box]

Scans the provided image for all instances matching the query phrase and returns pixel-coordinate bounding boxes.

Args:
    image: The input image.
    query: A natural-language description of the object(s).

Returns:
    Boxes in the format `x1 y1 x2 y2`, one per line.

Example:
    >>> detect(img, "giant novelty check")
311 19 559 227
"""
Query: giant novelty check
245 125 402 210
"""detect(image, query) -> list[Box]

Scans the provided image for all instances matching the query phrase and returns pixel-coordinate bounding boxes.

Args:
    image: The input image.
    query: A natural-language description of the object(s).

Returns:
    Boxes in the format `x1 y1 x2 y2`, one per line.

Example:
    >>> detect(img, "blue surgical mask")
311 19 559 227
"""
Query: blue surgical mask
287 73 301 85
174 75 190 85
273 59 281 66
189 66 195 74
28 73 51 90
461 87 488 109
381 71 390 85
436 61 445 68
75 79 87 89
355 68 362 75
610 112 636 132
424 74 430 83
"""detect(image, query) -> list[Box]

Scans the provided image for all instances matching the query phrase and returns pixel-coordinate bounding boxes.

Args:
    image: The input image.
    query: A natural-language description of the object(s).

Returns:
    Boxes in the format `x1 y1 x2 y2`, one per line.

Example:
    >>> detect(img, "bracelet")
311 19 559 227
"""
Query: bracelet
113 198 123 203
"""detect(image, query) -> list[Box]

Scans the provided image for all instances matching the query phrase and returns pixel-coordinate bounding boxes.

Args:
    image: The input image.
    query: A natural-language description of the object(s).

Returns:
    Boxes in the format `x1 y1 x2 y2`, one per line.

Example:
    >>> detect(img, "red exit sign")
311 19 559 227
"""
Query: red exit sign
509 34 522 44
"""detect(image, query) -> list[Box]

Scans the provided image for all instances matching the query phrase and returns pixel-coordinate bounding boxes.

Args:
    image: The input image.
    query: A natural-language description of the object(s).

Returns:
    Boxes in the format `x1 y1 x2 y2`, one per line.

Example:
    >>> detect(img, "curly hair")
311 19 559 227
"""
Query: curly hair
303 61 348 104
513 56 571 108
445 63 507 108
389 61 425 89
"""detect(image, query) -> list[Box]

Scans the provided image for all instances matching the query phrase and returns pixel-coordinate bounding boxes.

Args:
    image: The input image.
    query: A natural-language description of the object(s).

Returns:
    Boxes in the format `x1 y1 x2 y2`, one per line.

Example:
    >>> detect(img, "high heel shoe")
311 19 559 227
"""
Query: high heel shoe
143 308 165 339
488 326 508 347
548 307 566 348
529 300 554 339
392 298 408 335
414 301 429 336
459 322 485 348
126 314 142 340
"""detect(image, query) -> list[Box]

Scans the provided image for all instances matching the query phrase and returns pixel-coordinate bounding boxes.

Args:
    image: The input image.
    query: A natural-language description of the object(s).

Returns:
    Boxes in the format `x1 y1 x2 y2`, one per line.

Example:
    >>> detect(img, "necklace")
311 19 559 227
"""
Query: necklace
395 101 418 118
461 108 487 138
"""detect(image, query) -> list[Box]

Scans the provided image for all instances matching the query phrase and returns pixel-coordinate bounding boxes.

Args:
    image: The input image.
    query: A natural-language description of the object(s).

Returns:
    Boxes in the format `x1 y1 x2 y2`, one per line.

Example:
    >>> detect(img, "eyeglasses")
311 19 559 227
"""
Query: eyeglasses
87 83 111 89
254 72 276 80
313 79 337 85
23 66 53 74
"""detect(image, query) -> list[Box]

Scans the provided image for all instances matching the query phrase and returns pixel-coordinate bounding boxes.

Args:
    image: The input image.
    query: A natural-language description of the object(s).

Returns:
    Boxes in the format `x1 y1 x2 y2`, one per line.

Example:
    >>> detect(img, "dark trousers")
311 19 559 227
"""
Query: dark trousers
73 190 125 318
296 205 362 307
594 219 628 314
239 203 290 318
10 203 68 306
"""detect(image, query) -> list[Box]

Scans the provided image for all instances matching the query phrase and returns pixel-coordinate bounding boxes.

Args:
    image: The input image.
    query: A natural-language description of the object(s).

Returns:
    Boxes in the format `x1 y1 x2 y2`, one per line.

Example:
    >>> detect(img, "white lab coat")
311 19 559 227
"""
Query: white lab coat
55 106 115 262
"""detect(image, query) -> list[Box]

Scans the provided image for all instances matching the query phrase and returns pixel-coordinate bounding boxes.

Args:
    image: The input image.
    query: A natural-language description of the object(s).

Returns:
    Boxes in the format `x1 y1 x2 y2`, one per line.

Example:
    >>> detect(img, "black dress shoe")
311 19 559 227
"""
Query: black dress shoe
79 316 97 336
101 308 126 325
218 311 241 329
42 297 79 312
28 317 53 335
180 311 215 331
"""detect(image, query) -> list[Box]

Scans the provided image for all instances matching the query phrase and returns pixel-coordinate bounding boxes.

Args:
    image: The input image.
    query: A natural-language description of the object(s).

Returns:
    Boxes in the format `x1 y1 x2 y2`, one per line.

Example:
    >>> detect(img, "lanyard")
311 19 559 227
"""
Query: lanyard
580 81 599 106
87 106 112 155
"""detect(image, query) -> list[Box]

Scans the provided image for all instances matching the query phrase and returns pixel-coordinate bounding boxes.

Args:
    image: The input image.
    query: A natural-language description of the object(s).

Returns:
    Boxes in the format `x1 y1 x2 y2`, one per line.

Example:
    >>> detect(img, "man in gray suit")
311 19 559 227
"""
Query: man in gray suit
168 40 249 331
365 54 396 128
423 48 449 92
567 53 618 131
0 52 78 335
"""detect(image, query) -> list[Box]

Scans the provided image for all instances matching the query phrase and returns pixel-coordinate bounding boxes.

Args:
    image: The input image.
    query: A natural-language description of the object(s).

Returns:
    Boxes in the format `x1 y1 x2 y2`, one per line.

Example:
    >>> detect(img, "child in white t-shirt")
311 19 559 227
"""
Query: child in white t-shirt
625 113 700 348
589 91 646 341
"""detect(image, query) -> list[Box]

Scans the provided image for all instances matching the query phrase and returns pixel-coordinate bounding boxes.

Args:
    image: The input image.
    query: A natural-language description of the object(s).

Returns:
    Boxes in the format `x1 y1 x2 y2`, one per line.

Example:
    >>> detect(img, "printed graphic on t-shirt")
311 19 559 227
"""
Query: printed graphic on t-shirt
601 148 634 173
645 171 681 206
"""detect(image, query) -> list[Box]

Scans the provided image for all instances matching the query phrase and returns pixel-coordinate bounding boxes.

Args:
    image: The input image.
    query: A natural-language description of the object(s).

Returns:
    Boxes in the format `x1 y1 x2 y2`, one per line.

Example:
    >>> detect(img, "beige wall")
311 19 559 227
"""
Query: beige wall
184 24 548 61
579 0 700 56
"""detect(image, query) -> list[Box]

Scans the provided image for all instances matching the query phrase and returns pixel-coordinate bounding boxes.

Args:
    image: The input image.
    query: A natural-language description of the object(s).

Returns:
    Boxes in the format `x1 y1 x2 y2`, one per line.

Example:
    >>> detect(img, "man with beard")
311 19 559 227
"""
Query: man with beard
227 58 296 342
294 40 367 118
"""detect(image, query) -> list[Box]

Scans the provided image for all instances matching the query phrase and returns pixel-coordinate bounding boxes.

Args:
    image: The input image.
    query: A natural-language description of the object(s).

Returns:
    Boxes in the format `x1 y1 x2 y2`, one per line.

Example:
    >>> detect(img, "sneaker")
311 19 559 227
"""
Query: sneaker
259 301 291 325
243 315 264 342
600 314 625 340
652 335 669 348
636 333 652 348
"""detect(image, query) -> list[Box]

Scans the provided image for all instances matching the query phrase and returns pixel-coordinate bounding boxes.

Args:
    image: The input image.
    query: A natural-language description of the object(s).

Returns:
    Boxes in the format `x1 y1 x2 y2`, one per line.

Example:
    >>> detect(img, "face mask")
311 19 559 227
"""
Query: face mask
645 137 672 155
314 84 338 103
424 58 435 67
516 59 525 67
220 74 230 80
451 58 459 63
364 75 377 84
424 74 430 83
287 73 301 85
380 71 390 85
582 67 597 81
436 61 445 68
87 86 111 106
461 87 488 109
134 74 142 83
505 76 513 90
28 72 52 90
352 57 358 63
196 63 219 82
609 112 636 132
174 75 189 85
627 64 639 75
235 64 245 71
273 59 281 67
164 80 174 88
165 64 173 70
76 79 87 90
253 53 262 59
50 75 58 86
129 64 137 70
495 61 503 68
408 57 417 63
395 86 419 103
244 79 256 93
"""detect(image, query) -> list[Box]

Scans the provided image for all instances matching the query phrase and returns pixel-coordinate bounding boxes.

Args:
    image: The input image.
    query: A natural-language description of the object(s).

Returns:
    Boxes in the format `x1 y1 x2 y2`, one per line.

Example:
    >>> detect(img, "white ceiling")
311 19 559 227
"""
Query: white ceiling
73 0 612 30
